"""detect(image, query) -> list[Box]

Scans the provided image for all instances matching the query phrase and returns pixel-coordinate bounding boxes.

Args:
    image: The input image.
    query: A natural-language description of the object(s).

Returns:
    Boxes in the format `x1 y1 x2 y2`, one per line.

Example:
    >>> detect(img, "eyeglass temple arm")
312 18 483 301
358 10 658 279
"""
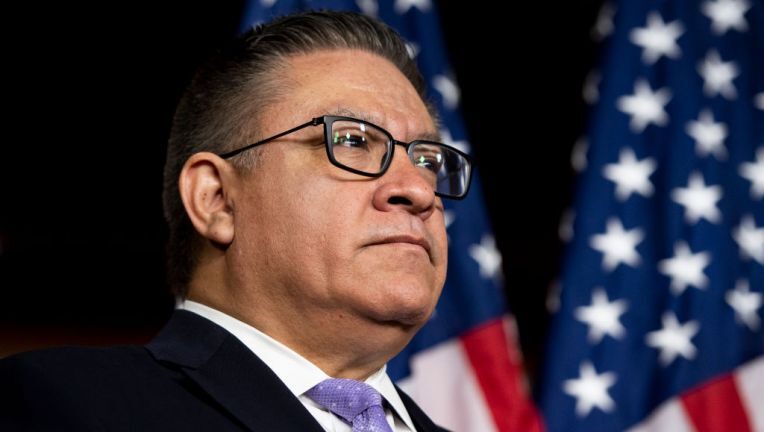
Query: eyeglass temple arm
218 117 325 159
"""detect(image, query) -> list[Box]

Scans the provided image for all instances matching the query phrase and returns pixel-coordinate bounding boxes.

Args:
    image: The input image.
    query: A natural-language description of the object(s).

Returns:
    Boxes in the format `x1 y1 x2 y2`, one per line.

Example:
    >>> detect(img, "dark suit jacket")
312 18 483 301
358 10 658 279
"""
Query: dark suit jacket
0 310 446 431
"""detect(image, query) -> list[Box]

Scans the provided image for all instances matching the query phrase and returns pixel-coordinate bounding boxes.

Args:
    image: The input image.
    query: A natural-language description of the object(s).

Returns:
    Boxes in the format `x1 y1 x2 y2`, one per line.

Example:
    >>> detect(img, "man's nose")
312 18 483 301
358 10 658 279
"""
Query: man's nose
371 148 436 219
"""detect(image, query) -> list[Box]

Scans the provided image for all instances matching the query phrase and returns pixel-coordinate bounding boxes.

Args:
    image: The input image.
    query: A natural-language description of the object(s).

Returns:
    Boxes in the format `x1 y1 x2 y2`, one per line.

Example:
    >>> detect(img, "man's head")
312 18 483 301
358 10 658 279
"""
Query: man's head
164 11 465 377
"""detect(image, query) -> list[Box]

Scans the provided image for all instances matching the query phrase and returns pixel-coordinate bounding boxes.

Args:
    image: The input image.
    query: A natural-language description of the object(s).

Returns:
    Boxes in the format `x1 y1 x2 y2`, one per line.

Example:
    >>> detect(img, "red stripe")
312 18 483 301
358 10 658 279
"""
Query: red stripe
681 373 752 432
460 317 544 432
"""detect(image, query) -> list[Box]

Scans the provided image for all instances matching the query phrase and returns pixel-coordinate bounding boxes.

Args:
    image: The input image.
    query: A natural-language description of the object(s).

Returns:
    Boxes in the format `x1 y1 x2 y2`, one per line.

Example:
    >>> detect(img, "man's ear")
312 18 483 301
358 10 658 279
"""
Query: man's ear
179 152 236 246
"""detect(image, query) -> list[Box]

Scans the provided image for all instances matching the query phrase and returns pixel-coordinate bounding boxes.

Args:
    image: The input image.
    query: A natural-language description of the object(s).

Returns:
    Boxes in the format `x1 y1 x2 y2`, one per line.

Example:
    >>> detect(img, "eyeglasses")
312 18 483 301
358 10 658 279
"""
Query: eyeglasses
218 115 472 200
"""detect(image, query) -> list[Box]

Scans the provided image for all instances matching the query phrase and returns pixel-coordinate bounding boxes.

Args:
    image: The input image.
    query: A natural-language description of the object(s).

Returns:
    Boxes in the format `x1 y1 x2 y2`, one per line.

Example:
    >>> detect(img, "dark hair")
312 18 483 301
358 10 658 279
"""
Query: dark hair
163 10 430 298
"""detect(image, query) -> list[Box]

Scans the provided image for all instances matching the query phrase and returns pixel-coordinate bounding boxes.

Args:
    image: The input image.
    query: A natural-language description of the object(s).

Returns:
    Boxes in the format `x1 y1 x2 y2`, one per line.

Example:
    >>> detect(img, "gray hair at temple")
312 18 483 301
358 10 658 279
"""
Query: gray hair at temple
163 10 434 298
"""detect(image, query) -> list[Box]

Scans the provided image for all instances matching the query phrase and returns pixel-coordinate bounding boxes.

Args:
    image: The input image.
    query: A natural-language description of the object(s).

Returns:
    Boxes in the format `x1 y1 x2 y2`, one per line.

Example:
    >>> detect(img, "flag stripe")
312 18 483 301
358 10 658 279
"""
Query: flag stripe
397 338 497 432
627 398 693 432
681 374 752 432
735 357 764 432
461 317 543 432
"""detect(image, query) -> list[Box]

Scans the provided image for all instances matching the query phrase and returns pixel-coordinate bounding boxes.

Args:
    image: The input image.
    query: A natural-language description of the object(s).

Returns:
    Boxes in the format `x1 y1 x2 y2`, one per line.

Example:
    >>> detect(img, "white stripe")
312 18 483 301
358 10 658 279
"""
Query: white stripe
735 356 764 432
627 398 693 432
397 339 497 432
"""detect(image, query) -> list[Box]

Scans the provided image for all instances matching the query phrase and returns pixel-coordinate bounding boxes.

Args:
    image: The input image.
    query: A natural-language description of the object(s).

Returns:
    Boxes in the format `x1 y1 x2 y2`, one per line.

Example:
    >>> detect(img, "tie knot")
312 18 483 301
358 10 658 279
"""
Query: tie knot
306 378 390 430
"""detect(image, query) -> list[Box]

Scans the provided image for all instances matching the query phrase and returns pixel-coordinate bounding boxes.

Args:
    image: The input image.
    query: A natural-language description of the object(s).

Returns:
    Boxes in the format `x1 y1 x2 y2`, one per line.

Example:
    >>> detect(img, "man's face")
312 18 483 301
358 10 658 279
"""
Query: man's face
231 49 447 336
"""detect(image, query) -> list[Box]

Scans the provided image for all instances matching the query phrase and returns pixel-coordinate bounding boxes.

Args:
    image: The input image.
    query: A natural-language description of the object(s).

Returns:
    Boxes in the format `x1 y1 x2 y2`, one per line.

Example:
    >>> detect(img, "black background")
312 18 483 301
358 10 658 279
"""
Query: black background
1 1 603 388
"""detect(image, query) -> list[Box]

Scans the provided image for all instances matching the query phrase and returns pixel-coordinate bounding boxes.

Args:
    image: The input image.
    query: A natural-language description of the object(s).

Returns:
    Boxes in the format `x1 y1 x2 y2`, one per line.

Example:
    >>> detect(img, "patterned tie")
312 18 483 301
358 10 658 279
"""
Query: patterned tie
305 378 394 432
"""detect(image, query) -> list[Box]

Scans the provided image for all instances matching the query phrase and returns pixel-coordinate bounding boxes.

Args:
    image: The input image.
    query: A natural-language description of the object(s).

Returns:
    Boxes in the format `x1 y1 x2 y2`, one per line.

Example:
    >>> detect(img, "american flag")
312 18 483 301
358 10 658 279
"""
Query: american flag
239 1 542 431
540 0 764 431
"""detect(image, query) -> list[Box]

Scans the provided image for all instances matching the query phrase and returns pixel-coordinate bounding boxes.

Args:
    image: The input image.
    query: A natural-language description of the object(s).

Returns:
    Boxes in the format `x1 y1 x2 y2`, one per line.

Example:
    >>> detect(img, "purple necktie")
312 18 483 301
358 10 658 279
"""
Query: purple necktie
305 378 394 432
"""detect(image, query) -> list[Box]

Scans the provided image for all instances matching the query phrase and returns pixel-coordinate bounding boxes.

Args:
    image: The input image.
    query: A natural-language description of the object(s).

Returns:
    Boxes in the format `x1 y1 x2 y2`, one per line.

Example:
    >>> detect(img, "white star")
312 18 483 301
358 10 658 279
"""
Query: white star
658 242 711 295
602 148 657 201
356 0 378 16
630 12 684 64
572 137 589 172
443 210 455 243
701 0 751 35
559 209 575 243
670 172 723 224
733 215 764 265
698 50 739 99
591 2 616 41
583 70 601 105
617 79 671 133
590 218 644 271
739 147 764 199
394 0 431 14
432 75 460 110
646 312 700 366
444 211 455 230
547 280 562 314
726 280 762 331
469 235 502 279
439 128 470 154
563 362 617 417
686 109 728 159
405 41 420 59
260 0 277 7
756 93 764 110
575 288 628 344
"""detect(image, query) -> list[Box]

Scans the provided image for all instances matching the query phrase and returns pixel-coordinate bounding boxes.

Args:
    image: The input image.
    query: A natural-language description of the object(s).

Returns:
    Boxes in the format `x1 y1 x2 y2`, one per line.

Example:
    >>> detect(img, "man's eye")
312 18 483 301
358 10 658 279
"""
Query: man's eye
333 131 369 149
414 154 443 172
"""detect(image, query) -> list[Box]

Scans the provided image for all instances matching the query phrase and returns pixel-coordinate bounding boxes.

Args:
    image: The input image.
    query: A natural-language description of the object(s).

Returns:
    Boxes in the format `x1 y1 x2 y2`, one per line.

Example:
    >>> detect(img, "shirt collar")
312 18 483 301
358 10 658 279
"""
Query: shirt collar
178 300 416 430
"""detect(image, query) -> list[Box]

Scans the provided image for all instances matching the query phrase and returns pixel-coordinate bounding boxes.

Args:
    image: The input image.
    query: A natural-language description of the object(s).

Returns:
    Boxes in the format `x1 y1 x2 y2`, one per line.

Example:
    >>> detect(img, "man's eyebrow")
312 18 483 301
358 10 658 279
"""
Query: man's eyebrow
326 106 441 142
326 107 381 124
417 131 442 142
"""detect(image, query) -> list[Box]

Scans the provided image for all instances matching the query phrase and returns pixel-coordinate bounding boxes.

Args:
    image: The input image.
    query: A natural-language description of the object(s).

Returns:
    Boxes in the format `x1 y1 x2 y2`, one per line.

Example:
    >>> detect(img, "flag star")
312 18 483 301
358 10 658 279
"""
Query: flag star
617 79 671 133
260 0 277 6
405 41 420 59
439 128 470 154
590 218 644 271
394 0 431 14
563 362 617 417
574 288 628 344
547 280 562 314
432 75 460 110
686 109 728 159
629 12 684 64
670 172 723 224
583 70 601 105
698 50 739 99
658 242 711 295
646 312 700 366
572 137 589 172
701 0 751 35
559 209 575 243
726 280 762 331
733 215 764 265
591 2 616 41
356 0 378 16
469 235 502 279
602 148 657 201
756 93 764 110
444 211 455 230
739 147 764 199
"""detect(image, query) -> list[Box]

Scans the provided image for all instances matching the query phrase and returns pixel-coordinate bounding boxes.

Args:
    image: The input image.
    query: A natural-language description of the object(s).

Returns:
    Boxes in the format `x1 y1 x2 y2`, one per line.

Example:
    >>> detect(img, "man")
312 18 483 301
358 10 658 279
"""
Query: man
0 10 472 431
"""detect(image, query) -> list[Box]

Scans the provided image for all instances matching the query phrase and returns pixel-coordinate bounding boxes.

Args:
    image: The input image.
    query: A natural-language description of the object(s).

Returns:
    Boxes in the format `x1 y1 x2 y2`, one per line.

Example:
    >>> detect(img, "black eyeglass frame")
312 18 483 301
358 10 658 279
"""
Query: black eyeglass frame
217 115 473 199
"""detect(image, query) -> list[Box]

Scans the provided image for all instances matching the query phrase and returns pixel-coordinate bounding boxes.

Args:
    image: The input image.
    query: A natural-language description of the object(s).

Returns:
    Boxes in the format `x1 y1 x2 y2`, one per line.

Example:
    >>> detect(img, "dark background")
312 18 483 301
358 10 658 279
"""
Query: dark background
1 1 603 389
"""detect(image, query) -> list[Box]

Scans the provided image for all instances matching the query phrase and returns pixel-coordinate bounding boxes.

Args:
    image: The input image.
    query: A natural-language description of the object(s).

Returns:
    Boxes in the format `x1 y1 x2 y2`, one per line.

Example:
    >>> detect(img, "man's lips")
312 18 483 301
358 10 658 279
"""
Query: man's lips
367 234 432 255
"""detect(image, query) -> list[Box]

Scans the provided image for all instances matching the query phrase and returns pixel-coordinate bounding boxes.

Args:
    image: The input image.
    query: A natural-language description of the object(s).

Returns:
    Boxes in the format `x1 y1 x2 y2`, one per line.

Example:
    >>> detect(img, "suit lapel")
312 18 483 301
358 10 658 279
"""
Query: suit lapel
146 310 324 432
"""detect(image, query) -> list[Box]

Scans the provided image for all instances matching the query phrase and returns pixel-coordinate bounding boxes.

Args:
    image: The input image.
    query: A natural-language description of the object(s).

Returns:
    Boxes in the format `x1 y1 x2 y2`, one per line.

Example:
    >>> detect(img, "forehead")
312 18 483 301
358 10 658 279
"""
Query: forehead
265 49 435 136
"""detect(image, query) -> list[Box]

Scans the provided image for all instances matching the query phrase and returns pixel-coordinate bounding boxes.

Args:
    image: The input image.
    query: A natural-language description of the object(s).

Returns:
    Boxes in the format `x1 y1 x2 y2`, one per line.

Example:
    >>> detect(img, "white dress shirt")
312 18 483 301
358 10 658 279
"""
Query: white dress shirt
178 300 416 432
